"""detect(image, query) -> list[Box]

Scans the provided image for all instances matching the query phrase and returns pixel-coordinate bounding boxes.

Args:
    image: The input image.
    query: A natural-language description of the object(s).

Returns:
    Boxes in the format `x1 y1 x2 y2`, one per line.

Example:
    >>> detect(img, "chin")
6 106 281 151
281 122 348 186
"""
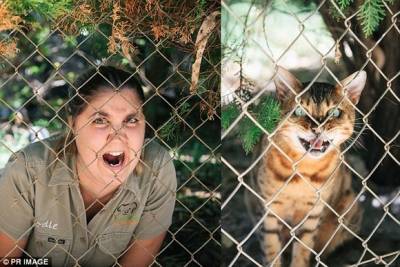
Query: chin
304 148 331 159
295 136 336 159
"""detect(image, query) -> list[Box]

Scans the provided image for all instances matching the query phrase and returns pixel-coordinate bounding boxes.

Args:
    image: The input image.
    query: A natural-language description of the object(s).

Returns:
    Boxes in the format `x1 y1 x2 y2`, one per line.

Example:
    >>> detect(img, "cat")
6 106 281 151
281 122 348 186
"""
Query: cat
251 66 365 267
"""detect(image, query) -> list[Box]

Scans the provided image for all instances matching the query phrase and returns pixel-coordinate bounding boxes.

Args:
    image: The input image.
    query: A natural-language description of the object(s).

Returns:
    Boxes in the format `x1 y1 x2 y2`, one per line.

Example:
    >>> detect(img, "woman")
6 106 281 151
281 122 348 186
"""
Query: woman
0 66 177 267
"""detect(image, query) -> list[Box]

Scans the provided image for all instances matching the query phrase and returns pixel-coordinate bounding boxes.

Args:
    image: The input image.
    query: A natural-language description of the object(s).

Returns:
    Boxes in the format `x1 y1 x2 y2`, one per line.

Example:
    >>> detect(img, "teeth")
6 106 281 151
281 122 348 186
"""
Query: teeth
108 151 123 156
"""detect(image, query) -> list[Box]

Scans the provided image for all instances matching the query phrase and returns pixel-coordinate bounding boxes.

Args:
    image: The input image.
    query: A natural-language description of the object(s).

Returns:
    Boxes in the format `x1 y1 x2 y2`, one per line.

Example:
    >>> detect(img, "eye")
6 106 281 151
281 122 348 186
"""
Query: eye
328 108 341 118
125 117 139 126
93 117 108 126
294 106 306 117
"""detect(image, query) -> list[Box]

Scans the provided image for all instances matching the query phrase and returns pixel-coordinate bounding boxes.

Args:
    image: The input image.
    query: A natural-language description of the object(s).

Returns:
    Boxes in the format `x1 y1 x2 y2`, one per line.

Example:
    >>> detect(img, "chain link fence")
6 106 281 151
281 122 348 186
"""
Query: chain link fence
0 1 220 266
222 0 399 266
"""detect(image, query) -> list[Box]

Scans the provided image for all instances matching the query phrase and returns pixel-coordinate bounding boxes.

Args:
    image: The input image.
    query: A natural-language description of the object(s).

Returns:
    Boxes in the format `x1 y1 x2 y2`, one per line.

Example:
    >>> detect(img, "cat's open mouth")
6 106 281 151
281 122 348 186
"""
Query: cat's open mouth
298 137 330 153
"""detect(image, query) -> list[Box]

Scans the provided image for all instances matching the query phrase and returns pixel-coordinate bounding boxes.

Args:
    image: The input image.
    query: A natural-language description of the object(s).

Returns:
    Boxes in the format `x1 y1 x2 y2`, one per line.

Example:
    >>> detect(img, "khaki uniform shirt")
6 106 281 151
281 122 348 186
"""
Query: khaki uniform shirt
0 135 176 267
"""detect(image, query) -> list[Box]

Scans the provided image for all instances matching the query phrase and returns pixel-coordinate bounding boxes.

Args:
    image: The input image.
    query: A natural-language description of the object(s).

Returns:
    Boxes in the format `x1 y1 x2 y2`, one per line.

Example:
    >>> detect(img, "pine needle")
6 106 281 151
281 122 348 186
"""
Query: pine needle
222 96 280 154
358 0 386 37
0 2 21 31
221 103 240 130
0 39 19 58
337 0 353 9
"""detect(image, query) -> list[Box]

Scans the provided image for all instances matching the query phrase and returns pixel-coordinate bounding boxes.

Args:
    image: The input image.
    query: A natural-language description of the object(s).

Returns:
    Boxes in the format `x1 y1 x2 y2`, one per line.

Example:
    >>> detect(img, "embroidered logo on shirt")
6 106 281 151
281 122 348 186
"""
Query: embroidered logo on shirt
36 220 58 230
113 202 139 225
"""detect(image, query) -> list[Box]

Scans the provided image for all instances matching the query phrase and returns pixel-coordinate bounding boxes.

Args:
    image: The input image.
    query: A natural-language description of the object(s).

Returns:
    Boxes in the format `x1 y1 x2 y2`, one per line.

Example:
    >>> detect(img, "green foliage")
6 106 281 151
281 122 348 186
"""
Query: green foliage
222 95 280 154
221 103 240 130
336 0 394 37
239 116 263 154
358 0 386 37
195 0 208 19
159 120 177 142
6 0 73 20
337 0 353 9
33 118 63 132
159 102 191 143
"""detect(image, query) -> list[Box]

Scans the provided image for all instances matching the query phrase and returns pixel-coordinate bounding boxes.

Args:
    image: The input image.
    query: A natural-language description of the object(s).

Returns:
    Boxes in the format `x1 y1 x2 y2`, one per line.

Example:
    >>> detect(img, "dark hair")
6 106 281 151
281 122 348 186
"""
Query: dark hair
67 65 145 118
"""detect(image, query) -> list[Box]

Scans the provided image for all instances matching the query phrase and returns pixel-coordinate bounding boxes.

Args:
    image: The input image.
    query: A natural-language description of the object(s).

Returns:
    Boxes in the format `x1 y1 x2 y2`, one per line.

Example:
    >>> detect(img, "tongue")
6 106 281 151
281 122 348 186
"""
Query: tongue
310 138 323 150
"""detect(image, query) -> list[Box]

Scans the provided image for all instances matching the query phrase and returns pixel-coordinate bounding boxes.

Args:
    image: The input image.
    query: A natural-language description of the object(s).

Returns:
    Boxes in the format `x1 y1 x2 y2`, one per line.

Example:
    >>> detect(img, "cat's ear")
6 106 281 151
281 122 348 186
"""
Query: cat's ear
274 66 302 102
337 71 367 104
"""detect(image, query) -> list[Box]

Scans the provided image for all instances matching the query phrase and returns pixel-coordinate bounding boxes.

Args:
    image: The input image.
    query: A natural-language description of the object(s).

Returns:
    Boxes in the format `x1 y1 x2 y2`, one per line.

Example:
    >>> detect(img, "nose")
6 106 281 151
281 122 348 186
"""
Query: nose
311 126 322 135
309 115 325 135
108 123 128 142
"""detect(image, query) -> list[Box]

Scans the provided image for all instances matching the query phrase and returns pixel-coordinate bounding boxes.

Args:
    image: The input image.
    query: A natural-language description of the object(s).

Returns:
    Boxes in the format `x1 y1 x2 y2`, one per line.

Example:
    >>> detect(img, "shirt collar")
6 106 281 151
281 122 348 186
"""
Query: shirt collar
48 153 77 186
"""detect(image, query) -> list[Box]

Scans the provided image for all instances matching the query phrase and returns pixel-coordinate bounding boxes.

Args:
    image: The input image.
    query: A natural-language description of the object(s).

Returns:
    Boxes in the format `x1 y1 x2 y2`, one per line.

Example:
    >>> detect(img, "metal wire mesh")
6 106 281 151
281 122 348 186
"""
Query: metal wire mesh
0 2 220 266
222 0 399 266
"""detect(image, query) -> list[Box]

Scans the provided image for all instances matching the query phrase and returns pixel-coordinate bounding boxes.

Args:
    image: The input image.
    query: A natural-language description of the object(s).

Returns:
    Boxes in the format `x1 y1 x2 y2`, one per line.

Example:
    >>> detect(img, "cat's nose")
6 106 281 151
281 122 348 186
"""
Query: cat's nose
311 127 322 135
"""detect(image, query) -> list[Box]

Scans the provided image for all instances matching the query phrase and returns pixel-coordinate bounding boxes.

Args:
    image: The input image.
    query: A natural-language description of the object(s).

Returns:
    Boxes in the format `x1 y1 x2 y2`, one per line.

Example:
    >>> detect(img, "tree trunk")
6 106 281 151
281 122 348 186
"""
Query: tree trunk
319 1 400 186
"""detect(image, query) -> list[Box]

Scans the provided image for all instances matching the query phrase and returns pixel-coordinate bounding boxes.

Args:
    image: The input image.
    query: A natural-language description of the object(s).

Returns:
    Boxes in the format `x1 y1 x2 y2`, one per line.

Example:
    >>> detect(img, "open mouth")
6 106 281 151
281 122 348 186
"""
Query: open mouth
102 151 125 168
298 137 330 154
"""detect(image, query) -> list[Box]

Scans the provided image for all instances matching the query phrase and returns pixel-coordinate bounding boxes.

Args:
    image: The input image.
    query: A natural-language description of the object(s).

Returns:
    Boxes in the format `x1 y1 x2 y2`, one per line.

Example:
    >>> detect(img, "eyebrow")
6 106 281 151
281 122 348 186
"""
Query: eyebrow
90 111 138 118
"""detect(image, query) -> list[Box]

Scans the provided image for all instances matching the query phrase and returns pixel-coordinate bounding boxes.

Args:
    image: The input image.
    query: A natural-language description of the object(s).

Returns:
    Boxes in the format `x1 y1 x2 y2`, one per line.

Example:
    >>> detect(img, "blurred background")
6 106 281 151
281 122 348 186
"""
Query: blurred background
0 1 220 266
222 0 399 266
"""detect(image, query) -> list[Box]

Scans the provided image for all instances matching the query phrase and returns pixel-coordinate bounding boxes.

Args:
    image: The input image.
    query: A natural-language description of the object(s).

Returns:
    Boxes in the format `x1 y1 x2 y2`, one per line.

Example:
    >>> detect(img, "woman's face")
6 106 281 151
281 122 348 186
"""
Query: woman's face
73 88 145 185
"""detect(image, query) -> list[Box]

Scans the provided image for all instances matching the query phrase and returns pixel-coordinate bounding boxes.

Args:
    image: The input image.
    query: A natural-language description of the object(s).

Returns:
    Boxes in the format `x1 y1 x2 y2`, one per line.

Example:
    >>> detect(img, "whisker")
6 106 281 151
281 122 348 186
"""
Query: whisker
345 142 366 151
352 129 368 135
353 131 366 135
344 136 367 150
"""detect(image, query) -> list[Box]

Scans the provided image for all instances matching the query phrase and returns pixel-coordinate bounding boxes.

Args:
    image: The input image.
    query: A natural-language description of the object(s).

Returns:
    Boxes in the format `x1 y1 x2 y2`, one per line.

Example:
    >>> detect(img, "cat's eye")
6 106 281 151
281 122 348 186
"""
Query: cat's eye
294 106 306 117
328 108 341 118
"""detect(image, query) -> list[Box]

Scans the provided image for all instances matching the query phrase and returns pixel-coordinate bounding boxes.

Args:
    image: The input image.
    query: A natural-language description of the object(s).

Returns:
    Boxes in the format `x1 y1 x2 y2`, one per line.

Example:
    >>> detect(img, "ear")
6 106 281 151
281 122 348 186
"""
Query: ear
338 71 367 104
274 66 302 102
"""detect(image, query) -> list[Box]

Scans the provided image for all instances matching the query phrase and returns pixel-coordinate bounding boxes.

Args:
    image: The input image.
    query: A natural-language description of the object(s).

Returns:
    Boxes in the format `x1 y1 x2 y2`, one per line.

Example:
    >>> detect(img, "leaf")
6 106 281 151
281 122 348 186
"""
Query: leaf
239 96 280 154
178 102 191 115
358 0 386 37
337 0 353 9
221 103 240 130
159 120 178 142
6 0 73 19
255 96 281 133
222 96 280 154
239 116 262 154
